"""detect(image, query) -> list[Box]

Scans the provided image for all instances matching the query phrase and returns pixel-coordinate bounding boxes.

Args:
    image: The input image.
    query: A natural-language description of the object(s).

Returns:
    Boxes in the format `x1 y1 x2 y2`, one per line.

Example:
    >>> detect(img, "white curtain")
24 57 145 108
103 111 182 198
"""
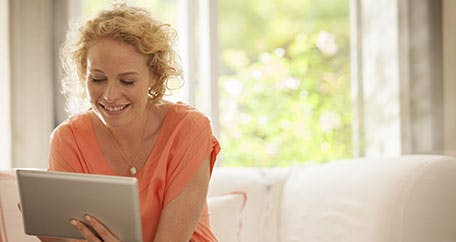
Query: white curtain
351 0 452 157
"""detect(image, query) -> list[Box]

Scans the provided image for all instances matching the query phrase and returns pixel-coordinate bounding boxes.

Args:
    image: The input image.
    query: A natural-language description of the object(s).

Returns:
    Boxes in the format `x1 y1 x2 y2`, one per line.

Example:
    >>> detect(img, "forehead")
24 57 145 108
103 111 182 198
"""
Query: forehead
86 38 148 72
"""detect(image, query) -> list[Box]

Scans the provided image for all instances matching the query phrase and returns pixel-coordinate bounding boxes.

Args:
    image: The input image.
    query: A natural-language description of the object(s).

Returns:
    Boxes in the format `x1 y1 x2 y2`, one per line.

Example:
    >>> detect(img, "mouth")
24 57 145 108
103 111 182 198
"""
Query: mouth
99 103 130 114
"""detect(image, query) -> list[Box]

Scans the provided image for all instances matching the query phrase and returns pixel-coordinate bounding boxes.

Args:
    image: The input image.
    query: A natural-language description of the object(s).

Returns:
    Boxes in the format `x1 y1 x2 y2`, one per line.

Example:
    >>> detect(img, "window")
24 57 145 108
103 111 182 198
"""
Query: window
5 0 448 169
218 0 352 166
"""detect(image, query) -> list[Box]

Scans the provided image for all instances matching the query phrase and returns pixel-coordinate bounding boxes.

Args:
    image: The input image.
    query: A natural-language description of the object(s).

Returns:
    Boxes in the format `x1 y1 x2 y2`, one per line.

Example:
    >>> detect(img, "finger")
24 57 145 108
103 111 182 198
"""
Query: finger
84 215 120 241
70 219 102 242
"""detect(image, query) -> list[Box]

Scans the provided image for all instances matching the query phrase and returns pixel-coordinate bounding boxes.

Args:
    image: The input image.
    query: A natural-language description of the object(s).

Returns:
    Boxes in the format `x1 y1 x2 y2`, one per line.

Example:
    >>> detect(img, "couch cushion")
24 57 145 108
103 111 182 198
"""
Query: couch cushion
208 167 289 242
208 192 246 242
280 155 456 242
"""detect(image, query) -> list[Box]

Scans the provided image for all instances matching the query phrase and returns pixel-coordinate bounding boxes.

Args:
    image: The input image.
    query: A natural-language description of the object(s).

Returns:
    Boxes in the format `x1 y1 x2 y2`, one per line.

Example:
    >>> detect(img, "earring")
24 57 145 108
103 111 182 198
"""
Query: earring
147 87 159 99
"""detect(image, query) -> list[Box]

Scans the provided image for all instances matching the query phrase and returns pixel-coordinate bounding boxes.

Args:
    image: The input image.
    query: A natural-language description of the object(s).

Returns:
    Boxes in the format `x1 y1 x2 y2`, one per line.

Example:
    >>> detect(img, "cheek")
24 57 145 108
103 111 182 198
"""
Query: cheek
132 85 150 101
86 83 101 101
132 91 148 105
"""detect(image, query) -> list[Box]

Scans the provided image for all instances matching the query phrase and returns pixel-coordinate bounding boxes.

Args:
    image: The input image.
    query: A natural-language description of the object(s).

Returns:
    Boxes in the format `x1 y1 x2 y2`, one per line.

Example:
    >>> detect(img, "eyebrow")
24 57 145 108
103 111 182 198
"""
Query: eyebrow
89 69 139 76
118 72 139 76
89 69 105 74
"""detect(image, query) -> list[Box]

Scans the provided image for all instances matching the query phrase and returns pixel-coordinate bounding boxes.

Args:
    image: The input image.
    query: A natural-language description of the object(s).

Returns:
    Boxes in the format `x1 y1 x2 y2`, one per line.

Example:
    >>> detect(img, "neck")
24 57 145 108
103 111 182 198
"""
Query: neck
110 116 149 151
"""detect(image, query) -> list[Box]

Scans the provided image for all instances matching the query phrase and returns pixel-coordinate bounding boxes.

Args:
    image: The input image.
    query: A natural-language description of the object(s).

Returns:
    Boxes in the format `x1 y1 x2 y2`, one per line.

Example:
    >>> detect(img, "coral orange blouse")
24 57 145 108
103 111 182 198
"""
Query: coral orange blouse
48 103 220 242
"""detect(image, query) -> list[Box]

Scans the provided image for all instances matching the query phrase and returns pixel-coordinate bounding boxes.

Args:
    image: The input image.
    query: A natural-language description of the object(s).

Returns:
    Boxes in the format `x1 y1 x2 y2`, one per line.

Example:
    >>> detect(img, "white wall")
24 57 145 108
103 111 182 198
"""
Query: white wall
0 0 11 169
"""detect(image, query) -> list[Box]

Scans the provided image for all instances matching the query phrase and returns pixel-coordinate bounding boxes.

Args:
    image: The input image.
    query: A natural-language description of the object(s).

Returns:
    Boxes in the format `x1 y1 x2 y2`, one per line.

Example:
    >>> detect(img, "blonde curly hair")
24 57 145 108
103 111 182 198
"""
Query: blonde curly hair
61 3 182 114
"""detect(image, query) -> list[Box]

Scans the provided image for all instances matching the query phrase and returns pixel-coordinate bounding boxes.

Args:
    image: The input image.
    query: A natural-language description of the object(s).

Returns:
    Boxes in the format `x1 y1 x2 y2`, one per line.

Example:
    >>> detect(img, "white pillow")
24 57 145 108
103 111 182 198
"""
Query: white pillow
208 167 289 242
208 192 247 242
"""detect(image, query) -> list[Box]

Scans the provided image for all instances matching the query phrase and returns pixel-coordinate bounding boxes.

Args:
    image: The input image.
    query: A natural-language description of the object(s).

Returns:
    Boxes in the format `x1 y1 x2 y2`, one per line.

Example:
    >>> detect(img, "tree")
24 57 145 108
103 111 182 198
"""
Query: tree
218 0 352 166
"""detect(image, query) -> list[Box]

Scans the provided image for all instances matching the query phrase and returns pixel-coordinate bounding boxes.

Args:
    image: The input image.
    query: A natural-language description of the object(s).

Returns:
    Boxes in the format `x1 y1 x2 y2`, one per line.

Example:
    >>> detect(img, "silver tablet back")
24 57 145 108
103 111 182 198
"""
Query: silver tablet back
16 169 143 242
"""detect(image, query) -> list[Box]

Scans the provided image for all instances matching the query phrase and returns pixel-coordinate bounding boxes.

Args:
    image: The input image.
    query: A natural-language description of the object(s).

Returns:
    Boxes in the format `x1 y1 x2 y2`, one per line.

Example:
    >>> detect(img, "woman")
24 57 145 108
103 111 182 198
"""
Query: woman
47 3 220 242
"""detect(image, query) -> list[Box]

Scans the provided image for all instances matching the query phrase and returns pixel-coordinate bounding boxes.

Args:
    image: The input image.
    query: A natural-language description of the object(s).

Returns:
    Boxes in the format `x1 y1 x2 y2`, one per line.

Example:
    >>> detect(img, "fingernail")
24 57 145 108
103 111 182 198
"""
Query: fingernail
70 219 77 226
85 215 91 221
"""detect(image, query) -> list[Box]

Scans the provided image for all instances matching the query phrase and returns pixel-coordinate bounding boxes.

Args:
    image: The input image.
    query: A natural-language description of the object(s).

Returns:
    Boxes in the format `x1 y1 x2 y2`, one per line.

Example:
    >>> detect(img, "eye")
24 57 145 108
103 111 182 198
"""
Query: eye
91 78 107 83
121 79 135 85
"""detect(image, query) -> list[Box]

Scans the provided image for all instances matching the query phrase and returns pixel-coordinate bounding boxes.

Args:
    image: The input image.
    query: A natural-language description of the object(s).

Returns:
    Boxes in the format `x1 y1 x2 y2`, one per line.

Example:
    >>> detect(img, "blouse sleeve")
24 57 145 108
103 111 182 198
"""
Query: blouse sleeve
163 112 220 204
48 121 85 172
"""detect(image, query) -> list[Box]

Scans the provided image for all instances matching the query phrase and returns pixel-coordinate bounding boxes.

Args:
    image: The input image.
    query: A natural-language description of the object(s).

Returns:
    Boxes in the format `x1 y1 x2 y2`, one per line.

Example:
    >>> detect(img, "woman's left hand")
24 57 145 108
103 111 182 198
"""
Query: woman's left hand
70 215 121 242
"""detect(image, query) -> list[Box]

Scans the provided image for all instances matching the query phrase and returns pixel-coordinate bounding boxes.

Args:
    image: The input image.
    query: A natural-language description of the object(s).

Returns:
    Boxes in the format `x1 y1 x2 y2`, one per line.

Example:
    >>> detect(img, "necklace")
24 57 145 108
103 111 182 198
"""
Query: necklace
106 115 149 176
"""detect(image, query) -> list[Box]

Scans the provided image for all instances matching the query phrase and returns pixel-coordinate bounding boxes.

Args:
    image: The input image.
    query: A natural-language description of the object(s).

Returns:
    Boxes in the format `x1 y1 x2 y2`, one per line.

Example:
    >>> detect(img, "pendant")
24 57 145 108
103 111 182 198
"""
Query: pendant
129 166 137 176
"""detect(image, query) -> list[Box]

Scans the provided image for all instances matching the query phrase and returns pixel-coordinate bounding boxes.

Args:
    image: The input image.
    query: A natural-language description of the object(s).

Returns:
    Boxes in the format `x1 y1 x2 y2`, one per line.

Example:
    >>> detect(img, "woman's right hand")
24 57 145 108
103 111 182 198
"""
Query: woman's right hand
70 215 120 242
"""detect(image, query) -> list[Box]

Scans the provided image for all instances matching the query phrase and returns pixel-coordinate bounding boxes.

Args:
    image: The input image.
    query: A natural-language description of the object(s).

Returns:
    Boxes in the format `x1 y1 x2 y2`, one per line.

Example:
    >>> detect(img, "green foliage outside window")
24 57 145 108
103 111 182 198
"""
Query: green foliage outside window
218 0 352 167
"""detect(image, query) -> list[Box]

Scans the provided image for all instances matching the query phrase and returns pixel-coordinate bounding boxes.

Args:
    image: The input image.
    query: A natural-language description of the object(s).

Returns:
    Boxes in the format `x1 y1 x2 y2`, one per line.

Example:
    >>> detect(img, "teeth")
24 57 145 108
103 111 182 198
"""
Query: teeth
103 104 127 112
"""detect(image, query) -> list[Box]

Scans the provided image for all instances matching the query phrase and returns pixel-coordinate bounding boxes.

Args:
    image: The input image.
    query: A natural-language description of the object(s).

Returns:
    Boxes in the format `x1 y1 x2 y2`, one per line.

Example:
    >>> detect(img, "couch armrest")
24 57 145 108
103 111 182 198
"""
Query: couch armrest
280 155 456 242
0 171 39 241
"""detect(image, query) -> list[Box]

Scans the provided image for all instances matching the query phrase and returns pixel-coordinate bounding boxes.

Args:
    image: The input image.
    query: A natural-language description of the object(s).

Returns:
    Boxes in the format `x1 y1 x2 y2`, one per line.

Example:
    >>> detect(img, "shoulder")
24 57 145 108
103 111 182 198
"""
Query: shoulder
168 102 211 129
50 111 92 141
161 102 214 145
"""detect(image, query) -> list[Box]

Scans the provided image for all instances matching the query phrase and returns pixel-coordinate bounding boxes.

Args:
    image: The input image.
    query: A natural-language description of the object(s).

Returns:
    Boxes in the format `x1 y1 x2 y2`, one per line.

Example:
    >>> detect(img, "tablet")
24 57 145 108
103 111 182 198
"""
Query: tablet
16 169 143 242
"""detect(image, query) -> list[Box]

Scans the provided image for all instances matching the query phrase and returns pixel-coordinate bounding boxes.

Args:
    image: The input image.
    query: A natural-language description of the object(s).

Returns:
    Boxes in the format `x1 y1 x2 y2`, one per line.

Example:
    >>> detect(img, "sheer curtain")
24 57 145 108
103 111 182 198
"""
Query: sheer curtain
8 0 56 169
350 0 452 157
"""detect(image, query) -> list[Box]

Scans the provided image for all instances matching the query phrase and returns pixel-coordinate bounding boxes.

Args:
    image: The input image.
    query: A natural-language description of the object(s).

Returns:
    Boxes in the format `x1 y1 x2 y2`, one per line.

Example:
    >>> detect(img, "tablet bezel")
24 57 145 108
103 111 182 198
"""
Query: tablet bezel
16 169 143 242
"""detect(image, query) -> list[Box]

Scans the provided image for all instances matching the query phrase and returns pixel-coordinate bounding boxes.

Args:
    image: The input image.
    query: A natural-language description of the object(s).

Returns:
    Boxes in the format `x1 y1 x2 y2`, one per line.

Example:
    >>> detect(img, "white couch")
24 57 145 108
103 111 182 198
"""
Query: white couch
2 155 456 242
207 155 456 242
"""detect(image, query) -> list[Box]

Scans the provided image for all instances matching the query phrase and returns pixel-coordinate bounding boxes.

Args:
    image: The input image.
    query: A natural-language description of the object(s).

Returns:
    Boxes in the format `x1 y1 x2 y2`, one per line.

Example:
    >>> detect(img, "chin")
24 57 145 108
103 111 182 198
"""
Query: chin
92 107 128 128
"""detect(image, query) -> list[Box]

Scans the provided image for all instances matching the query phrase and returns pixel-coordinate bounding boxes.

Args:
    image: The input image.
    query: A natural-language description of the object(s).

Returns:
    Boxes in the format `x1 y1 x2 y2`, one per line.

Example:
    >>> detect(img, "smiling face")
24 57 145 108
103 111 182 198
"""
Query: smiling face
86 38 155 127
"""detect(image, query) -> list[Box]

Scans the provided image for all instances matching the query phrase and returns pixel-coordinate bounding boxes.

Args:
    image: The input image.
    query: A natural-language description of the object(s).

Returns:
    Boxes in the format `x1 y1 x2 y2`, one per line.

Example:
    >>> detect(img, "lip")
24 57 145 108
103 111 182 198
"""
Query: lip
99 103 130 115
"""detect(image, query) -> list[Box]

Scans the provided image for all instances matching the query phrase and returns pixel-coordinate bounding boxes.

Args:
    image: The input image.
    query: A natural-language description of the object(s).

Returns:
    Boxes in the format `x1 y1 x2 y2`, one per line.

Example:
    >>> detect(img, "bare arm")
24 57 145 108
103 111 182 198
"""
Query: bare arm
153 157 211 242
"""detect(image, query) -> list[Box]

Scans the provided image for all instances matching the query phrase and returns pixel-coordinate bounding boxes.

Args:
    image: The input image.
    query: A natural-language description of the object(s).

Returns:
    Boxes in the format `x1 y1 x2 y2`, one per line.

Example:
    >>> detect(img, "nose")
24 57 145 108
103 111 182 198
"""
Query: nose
103 81 121 102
